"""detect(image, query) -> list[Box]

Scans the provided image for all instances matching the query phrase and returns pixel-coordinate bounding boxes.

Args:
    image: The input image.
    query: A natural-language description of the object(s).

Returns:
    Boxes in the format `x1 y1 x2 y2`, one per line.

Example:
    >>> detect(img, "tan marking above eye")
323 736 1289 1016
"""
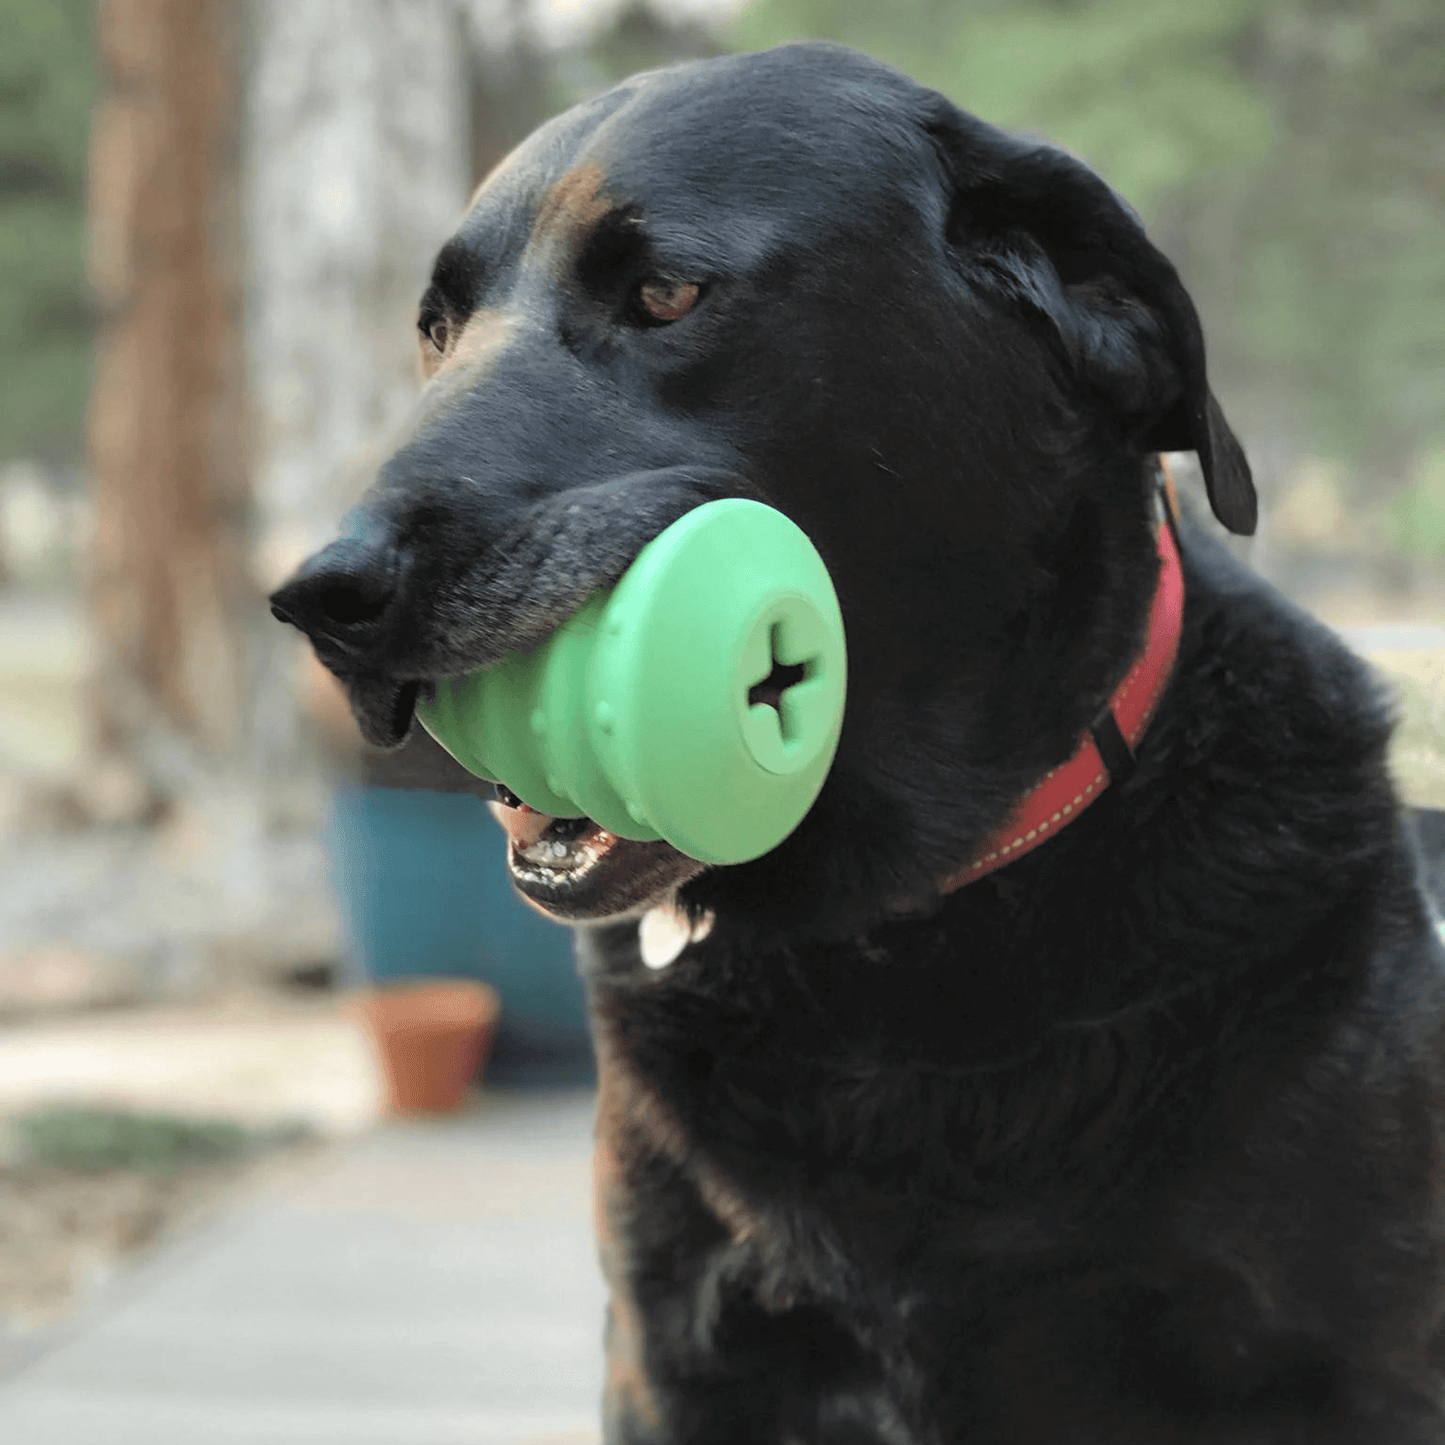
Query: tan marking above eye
537 162 610 237
639 279 701 323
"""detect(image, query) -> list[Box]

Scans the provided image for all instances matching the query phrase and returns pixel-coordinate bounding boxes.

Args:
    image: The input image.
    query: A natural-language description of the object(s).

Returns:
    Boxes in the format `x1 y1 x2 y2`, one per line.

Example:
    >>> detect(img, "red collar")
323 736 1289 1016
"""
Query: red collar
940 516 1185 892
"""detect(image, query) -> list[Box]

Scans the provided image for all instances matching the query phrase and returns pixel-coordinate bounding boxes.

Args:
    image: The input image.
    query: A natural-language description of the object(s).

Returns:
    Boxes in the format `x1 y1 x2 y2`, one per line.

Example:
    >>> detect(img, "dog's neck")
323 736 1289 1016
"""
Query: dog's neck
939 507 1185 892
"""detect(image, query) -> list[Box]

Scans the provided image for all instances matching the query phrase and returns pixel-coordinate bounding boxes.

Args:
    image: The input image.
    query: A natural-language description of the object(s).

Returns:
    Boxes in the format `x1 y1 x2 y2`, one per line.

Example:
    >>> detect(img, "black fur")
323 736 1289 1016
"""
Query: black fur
272 43 1445 1442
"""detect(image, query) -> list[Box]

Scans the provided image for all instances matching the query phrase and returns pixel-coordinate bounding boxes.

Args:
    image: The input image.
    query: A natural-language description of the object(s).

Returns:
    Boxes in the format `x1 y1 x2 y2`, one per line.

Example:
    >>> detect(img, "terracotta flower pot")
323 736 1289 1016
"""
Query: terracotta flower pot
352 979 501 1114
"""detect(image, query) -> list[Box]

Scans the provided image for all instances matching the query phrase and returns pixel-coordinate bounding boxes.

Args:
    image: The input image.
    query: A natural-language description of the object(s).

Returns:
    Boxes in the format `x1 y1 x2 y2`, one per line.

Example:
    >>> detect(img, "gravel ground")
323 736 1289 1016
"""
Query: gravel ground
0 1161 251 1336
0 1112 325 1351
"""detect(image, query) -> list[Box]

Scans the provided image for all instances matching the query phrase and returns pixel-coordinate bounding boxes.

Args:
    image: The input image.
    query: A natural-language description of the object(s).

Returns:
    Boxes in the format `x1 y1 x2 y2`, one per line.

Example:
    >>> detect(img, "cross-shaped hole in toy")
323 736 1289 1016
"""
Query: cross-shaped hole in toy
747 622 812 742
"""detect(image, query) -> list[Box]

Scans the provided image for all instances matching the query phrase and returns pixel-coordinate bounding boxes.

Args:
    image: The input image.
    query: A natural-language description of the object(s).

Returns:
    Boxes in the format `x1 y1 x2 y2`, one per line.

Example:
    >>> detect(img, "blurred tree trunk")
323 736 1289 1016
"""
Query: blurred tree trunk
86 0 249 820
468 0 552 184
245 0 472 799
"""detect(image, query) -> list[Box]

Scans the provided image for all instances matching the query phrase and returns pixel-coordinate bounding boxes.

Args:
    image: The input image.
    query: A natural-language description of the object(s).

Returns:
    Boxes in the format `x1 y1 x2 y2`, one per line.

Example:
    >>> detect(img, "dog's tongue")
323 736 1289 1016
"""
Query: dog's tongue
496 800 555 849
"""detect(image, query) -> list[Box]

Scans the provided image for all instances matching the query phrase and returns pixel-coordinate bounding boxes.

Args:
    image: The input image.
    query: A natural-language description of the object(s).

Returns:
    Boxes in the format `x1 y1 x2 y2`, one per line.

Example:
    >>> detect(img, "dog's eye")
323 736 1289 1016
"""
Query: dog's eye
638 279 701 324
419 314 450 354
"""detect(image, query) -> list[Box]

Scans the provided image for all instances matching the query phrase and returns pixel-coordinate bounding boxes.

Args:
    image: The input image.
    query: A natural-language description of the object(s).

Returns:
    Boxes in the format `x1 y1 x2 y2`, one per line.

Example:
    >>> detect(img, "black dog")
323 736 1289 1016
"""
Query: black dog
272 43 1445 1443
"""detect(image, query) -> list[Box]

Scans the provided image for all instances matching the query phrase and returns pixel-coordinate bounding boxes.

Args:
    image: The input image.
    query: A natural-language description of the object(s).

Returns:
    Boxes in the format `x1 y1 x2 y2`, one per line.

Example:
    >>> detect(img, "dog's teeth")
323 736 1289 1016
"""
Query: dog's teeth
509 826 618 887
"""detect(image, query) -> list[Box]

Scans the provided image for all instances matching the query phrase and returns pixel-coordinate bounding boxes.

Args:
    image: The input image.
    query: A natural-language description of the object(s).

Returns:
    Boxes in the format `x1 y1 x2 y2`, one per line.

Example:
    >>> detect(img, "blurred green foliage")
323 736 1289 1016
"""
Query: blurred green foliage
549 2 723 118
738 0 1269 210
733 0 1445 498
0 0 95 463
1392 450 1445 560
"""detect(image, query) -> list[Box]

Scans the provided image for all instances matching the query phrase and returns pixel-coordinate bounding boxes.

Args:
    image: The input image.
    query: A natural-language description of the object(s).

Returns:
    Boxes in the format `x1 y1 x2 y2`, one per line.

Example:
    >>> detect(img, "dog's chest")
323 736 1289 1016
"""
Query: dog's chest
587 928 1101 1298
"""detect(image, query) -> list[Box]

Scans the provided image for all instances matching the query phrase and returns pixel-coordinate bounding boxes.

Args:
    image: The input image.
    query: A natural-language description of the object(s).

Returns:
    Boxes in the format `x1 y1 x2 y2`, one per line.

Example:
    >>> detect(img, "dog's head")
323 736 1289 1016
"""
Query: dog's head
272 43 1253 934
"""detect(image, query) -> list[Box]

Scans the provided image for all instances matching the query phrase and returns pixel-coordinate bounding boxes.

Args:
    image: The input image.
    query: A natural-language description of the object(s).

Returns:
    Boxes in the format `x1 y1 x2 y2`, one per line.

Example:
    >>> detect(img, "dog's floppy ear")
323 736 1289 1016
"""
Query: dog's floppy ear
924 105 1257 535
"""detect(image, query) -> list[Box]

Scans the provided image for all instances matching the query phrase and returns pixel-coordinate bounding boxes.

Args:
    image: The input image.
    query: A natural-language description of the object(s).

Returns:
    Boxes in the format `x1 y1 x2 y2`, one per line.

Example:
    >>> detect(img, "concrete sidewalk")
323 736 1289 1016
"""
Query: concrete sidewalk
0 1090 605 1445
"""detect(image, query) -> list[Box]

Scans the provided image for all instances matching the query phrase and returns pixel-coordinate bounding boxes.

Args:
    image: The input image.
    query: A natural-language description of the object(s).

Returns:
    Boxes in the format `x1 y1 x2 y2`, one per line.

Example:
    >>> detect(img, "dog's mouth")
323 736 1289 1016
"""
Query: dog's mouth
492 785 618 881
488 784 706 921
334 669 703 917
343 673 427 750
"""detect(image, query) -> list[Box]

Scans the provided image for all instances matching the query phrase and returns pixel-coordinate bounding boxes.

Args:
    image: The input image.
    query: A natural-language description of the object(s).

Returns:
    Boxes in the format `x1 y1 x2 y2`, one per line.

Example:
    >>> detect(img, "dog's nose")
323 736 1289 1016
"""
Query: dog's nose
269 536 402 654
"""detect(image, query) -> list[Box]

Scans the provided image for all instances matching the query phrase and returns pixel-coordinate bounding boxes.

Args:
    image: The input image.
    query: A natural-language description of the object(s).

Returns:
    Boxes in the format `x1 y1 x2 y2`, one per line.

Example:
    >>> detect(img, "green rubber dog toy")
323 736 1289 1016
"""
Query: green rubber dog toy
414 498 847 865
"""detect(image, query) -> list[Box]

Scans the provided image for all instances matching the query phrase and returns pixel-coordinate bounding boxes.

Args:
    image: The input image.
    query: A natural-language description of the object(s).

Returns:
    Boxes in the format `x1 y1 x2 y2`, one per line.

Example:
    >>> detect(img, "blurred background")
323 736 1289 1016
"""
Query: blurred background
0 0 1442 1390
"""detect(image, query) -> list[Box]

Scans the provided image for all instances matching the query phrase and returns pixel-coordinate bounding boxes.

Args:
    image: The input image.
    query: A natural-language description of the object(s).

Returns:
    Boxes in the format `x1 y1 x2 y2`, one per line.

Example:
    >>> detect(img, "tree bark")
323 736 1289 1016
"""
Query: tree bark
245 0 472 792
86 0 249 817
246 0 470 582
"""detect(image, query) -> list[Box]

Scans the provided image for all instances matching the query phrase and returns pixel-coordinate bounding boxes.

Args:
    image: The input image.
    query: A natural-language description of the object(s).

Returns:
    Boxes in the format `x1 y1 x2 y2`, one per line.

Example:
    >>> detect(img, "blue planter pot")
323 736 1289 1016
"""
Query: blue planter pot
326 786 594 1085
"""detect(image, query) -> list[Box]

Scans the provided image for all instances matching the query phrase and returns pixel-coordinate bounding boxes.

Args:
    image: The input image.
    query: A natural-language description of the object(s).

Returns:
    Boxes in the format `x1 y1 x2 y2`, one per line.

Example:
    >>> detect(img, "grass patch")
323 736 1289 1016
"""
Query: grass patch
10 1106 306 1175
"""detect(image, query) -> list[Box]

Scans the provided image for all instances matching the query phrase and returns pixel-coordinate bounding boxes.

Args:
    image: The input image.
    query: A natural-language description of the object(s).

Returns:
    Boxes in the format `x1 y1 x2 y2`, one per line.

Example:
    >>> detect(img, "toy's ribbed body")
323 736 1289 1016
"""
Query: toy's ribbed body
415 500 847 864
